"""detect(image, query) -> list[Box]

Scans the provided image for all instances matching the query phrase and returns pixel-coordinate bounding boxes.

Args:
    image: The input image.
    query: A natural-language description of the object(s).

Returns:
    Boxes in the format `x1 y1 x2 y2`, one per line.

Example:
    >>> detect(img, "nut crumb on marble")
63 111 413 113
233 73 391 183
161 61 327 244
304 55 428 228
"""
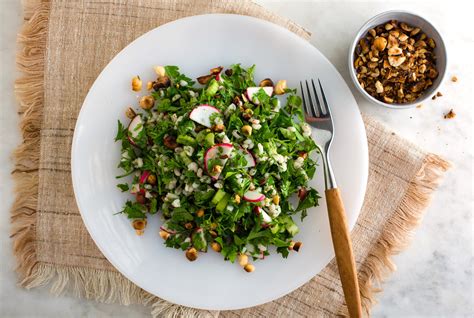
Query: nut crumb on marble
451 76 458 82
444 109 456 119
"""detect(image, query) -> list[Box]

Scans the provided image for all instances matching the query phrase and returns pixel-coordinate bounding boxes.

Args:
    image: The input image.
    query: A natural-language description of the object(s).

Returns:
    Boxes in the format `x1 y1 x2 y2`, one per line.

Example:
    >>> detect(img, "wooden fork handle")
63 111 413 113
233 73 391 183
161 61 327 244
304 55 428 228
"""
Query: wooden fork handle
325 188 362 318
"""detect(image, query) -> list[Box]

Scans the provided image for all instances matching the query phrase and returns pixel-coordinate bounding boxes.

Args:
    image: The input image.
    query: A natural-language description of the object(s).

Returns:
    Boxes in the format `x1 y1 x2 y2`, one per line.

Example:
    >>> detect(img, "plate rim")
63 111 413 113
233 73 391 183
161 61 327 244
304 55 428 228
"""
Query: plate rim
71 13 369 310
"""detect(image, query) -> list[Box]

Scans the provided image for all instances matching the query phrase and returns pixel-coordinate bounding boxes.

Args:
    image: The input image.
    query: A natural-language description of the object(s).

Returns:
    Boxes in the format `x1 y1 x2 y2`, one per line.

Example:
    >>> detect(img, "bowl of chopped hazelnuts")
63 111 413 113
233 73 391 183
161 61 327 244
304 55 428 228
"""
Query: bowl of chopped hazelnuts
348 10 447 108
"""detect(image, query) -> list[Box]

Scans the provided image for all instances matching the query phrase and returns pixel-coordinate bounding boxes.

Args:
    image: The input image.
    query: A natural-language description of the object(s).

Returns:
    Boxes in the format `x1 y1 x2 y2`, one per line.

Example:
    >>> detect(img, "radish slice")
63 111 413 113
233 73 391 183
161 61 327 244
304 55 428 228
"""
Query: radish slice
246 87 273 100
204 143 233 180
139 170 151 184
216 72 223 82
243 190 265 202
128 115 143 139
253 206 263 215
189 105 221 128
261 209 272 223
238 147 256 168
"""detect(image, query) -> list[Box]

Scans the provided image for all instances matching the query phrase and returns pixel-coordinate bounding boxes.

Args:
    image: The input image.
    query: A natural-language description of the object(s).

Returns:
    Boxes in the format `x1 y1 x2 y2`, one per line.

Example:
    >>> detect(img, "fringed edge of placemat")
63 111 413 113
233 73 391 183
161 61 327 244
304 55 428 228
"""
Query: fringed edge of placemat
12 0 49 284
356 152 451 314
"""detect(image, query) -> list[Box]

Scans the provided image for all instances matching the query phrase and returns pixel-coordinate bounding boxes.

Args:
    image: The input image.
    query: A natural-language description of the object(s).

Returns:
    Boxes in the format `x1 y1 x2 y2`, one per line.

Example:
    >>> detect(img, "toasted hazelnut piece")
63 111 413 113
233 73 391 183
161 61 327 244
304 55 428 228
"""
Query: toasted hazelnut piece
373 37 387 51
209 230 218 238
147 174 157 185
444 109 456 119
153 76 171 90
388 47 403 56
427 38 436 49
436 91 443 97
211 165 222 175
139 95 155 110
383 96 394 104
184 222 194 230
274 80 287 95
272 195 280 205
225 69 233 76
387 34 398 48
410 27 421 36
159 230 170 240
211 124 225 133
197 74 214 85
293 241 303 252
125 107 136 119
400 22 414 32
388 56 406 67
419 64 427 73
238 254 249 267
210 222 218 230
163 135 178 149
398 33 409 42
132 219 147 231
244 263 255 273
368 28 376 37
451 76 458 82
196 208 205 218
298 151 308 159
375 81 384 94
384 23 394 30
185 247 198 262
241 125 252 137
234 194 241 204
146 81 153 90
210 66 223 75
132 76 142 92
259 78 274 87
211 242 222 252
154 66 166 77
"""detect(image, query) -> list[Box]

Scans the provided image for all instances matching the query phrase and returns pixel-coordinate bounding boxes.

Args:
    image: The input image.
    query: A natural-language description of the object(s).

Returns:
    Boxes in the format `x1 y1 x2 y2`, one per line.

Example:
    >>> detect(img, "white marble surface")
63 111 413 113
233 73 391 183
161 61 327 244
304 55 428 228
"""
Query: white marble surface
0 0 472 317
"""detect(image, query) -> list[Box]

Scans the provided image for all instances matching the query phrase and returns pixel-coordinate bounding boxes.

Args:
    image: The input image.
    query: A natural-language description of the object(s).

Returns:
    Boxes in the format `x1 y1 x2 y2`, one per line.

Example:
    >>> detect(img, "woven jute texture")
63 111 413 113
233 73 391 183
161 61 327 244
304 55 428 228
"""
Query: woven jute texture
12 0 451 317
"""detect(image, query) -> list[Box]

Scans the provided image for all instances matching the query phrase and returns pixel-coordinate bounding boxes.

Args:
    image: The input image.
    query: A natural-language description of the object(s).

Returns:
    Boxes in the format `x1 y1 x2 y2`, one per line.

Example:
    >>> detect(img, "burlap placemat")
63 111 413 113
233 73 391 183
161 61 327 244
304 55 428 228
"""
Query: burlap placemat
12 0 451 317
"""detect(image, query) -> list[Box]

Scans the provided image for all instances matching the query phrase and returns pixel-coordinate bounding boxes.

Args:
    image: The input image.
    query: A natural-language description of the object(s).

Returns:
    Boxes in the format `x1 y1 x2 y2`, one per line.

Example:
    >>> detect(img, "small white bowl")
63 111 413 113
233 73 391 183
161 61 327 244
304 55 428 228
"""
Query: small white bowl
348 10 447 109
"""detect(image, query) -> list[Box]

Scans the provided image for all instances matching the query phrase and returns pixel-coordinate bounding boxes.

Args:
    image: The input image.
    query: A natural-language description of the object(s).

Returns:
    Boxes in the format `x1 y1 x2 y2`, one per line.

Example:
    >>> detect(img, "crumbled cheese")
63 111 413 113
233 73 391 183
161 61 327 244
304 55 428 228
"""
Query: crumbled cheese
192 182 200 189
257 143 264 154
287 126 296 132
179 80 188 87
184 237 191 243
188 90 196 97
133 158 143 168
258 244 267 251
171 94 181 102
174 168 181 176
273 99 281 112
301 123 312 137
166 178 177 190
170 113 178 123
164 192 178 202
171 199 181 208
224 103 236 117
144 184 152 190
252 123 262 130
232 130 242 139
227 205 235 212
249 168 256 176
184 183 194 194
294 156 305 169
187 162 198 173
214 117 224 126
222 135 230 143
214 181 223 189
174 147 183 153
183 146 194 157
196 168 203 178
268 204 281 217
121 151 130 159
145 191 153 199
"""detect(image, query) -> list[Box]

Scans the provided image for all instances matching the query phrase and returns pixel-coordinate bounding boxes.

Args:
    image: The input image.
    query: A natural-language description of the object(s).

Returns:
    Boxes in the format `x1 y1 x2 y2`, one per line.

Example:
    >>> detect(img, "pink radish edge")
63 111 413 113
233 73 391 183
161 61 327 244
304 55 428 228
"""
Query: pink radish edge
203 143 233 177
139 170 151 184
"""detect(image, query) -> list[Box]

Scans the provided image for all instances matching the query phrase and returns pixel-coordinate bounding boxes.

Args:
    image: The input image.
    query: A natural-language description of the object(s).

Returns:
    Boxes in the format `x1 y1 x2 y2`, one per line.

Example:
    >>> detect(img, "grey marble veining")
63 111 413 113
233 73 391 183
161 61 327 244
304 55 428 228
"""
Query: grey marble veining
0 0 472 317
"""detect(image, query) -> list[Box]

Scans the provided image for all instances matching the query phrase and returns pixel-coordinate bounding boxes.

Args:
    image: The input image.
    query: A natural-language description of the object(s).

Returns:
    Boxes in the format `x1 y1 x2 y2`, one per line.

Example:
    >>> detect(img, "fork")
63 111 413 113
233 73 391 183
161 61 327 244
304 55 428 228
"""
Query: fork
300 79 362 318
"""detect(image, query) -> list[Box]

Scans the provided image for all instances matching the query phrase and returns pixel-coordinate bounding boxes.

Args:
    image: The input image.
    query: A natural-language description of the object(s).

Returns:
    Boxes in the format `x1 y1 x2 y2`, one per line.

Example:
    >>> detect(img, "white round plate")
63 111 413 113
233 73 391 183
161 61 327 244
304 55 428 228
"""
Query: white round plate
72 14 368 311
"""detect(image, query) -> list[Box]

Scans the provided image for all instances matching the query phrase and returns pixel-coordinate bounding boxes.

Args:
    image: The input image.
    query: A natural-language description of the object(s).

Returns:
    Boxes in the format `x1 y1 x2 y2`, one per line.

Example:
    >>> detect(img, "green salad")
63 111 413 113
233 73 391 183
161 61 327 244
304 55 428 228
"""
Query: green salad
115 64 319 272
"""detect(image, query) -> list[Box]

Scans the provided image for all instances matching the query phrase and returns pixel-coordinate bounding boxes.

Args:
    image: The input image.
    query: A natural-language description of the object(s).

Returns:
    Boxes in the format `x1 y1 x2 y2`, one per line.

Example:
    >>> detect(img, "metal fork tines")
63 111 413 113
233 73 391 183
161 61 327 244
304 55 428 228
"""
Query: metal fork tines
299 79 336 189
